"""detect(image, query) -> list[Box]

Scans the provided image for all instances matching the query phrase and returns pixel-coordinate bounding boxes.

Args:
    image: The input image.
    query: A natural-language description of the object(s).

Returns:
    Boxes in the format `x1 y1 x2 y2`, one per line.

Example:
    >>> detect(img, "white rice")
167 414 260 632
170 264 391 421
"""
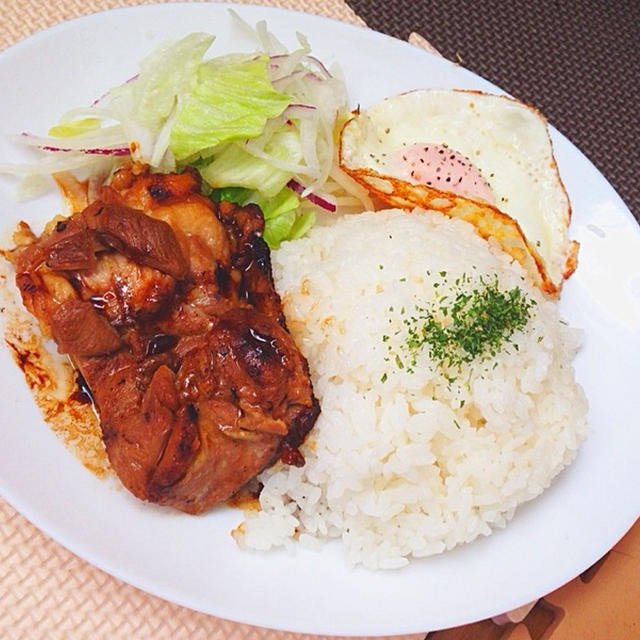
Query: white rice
236 208 588 569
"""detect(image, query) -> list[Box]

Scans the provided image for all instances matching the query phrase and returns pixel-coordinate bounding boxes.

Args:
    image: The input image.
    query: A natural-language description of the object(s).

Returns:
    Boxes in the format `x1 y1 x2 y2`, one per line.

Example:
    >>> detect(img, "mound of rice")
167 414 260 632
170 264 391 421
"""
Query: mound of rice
236 209 588 569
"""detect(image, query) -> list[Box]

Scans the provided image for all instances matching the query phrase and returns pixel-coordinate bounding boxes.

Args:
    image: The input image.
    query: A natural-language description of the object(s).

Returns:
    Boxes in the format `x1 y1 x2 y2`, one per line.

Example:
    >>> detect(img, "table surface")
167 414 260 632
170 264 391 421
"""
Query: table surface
1 1 638 639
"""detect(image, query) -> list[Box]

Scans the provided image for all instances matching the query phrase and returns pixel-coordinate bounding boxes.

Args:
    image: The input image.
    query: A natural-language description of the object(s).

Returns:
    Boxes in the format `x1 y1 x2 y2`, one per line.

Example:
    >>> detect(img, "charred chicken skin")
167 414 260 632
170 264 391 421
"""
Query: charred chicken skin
9 165 319 513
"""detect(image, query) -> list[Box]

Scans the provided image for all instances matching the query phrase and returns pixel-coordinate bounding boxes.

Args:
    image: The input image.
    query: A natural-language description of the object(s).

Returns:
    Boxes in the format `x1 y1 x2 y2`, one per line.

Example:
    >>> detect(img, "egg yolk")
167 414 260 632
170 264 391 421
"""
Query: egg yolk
390 143 495 204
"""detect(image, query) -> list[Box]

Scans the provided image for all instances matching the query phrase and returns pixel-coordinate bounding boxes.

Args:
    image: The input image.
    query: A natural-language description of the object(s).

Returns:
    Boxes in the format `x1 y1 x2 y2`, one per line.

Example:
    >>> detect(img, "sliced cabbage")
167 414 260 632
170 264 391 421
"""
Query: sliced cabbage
169 57 290 163
107 32 214 167
200 127 303 197
256 187 300 221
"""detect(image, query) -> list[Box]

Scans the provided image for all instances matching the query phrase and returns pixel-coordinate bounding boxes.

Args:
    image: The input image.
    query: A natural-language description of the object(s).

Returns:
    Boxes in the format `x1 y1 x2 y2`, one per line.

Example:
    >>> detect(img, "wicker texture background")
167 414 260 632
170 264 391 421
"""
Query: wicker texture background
0 497 425 640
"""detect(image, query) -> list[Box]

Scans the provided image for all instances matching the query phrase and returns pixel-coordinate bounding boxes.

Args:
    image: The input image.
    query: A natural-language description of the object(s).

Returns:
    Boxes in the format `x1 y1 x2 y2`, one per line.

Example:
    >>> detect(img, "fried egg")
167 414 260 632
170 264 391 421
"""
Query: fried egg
339 89 578 295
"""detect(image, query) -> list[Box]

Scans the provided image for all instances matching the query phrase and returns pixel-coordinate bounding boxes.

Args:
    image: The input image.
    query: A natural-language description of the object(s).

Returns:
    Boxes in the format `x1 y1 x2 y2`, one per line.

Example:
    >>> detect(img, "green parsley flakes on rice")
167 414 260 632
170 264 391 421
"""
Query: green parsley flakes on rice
235 208 588 570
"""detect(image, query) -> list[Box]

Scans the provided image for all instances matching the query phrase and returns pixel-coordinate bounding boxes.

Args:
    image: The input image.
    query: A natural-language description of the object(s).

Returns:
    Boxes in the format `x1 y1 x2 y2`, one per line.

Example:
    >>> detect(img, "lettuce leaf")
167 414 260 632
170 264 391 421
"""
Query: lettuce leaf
107 33 214 155
253 187 316 249
288 209 316 240
262 209 296 248
256 187 299 220
198 127 302 197
208 186 252 203
169 57 290 163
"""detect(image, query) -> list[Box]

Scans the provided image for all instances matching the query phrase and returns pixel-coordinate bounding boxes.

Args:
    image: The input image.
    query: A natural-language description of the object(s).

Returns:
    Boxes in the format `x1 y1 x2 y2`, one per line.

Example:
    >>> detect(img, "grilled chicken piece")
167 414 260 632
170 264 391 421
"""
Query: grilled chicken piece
9 164 319 514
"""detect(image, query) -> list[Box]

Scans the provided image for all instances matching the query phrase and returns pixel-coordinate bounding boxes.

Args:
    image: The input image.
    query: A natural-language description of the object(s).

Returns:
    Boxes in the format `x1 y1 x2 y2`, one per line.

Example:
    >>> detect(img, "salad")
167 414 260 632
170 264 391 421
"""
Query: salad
0 14 371 247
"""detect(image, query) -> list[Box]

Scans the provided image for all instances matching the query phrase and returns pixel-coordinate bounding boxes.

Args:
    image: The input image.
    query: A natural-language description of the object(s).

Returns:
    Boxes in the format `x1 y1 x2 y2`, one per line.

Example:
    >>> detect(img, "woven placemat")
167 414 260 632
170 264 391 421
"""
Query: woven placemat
0 500 427 640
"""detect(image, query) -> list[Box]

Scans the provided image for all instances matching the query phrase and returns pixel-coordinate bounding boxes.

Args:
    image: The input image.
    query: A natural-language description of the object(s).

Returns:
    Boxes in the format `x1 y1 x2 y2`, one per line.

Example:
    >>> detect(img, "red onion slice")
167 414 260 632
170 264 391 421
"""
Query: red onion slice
287 178 336 212
39 144 131 156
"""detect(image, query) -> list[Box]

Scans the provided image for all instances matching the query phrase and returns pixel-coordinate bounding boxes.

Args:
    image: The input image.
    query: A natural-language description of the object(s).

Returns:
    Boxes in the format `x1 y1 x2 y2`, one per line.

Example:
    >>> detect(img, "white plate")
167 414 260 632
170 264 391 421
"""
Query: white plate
1 3 639 636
